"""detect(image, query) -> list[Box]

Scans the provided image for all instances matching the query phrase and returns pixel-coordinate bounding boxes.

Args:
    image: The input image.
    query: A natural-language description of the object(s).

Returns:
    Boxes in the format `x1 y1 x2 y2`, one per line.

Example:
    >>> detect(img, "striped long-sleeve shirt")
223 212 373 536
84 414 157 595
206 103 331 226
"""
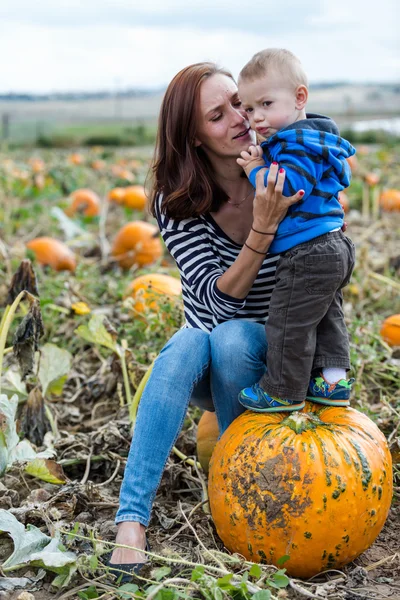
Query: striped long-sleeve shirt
155 195 279 332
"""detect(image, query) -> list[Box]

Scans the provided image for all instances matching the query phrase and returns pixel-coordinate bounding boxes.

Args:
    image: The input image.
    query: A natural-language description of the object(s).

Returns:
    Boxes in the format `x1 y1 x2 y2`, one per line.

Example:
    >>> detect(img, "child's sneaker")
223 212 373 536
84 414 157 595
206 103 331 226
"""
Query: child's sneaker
238 384 305 413
307 374 355 406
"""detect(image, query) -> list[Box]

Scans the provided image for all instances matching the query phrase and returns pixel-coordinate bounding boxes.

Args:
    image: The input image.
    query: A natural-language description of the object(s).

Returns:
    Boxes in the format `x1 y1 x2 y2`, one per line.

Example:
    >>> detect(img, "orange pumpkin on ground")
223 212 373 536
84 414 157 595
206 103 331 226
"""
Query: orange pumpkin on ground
28 158 45 173
111 221 163 269
123 185 147 210
338 191 349 213
380 314 400 347
91 159 106 171
111 165 135 182
346 155 358 173
108 187 126 204
65 189 101 218
209 403 392 579
196 411 219 474
365 173 380 187
68 153 84 166
380 189 400 212
125 273 181 315
26 237 76 272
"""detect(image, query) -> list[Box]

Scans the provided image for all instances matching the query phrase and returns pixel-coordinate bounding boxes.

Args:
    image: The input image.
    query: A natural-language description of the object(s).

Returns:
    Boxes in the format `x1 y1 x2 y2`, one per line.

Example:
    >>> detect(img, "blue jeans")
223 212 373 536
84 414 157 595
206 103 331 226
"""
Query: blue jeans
115 320 268 526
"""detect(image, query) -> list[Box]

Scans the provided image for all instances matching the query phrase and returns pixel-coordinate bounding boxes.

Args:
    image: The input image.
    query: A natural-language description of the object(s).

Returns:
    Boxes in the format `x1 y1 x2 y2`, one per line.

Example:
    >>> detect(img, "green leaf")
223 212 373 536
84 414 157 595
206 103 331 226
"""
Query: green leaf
47 375 68 396
89 555 98 570
25 458 66 484
153 566 171 581
0 510 77 587
268 572 290 589
249 564 262 579
0 394 20 476
276 555 290 566
77 586 99 600
191 565 205 581
75 314 119 353
117 583 139 598
38 344 72 397
217 573 234 589
4 369 28 397
251 591 271 600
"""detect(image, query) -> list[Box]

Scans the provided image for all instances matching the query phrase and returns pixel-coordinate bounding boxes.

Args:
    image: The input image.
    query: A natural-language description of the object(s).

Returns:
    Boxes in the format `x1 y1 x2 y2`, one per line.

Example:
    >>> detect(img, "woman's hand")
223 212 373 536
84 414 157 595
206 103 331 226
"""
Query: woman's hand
252 163 304 232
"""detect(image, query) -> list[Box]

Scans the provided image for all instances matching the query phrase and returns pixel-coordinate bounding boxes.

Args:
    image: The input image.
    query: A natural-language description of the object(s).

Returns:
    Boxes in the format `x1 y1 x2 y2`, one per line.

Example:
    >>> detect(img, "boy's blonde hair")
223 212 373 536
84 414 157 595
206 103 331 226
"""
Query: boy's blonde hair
239 48 308 89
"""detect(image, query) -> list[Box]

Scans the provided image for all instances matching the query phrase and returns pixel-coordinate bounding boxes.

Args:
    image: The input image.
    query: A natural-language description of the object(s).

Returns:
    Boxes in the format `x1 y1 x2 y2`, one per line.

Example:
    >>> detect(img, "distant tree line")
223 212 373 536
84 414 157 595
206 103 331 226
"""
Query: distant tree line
0 88 165 102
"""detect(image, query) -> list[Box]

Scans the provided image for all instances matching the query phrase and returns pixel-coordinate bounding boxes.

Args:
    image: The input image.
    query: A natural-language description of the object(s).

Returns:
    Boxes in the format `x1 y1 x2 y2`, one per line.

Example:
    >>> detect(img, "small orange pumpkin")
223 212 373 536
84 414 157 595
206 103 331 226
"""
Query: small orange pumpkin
346 155 358 173
111 221 163 269
125 273 181 314
123 185 147 210
111 165 135 182
108 187 126 204
209 403 392 578
365 172 380 187
90 159 106 171
68 153 84 166
28 158 45 173
26 237 76 272
65 189 101 217
380 189 400 212
380 314 400 347
338 191 349 213
196 411 219 474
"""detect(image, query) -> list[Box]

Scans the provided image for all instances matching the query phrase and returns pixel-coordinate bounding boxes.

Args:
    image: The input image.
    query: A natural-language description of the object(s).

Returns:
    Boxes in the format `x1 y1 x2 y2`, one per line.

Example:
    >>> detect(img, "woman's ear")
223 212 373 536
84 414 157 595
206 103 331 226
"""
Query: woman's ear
194 138 202 147
295 85 308 110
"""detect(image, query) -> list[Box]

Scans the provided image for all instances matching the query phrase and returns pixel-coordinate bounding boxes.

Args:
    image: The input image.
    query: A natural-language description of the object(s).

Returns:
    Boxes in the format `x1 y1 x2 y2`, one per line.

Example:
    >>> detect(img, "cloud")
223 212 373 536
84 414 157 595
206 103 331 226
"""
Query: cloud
0 0 398 92
0 0 323 33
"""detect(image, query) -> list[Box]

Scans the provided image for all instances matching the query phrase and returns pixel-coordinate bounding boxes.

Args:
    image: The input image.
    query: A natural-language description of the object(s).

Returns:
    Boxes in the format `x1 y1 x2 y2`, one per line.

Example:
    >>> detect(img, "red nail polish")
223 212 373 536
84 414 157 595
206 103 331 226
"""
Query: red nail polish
299 190 305 196
279 168 285 173
272 162 278 165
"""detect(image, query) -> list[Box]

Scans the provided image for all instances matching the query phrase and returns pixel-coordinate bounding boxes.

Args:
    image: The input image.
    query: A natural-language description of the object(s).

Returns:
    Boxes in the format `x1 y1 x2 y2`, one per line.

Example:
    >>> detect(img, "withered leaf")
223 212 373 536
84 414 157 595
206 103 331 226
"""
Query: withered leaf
103 316 118 342
6 259 39 304
20 387 50 447
13 301 44 380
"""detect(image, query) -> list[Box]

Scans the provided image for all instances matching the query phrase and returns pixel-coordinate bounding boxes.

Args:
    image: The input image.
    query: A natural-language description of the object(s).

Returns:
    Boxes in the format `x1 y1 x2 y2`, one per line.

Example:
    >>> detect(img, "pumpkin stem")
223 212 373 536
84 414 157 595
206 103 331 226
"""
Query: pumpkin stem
282 411 322 434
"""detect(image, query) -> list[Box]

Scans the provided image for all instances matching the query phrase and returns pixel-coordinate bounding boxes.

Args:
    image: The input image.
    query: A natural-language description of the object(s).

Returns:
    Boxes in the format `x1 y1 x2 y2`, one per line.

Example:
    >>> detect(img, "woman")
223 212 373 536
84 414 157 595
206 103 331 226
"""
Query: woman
107 62 303 580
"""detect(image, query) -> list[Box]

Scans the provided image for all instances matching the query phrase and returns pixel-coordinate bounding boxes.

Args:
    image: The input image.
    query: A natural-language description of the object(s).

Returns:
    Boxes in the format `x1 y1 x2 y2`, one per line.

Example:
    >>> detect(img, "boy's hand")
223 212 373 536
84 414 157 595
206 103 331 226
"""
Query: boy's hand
237 145 265 178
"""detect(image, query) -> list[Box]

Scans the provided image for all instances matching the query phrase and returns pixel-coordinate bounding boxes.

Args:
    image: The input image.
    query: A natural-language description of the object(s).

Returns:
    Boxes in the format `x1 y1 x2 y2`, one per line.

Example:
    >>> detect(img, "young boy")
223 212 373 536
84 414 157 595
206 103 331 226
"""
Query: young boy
237 48 356 413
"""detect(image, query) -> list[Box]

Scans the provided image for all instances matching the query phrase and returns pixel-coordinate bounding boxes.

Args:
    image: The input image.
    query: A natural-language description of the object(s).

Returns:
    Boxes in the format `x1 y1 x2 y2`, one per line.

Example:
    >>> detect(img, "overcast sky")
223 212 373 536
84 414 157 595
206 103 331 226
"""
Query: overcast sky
1 0 399 93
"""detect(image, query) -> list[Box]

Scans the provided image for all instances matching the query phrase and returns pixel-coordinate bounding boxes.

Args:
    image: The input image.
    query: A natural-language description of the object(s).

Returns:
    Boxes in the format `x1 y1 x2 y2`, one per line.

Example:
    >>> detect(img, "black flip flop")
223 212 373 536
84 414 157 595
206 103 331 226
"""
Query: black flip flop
103 538 150 583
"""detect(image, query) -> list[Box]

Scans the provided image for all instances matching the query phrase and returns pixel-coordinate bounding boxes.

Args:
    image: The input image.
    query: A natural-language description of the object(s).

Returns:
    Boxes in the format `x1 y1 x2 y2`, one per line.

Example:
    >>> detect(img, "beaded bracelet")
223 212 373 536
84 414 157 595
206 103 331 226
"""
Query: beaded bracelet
251 226 276 235
244 242 268 255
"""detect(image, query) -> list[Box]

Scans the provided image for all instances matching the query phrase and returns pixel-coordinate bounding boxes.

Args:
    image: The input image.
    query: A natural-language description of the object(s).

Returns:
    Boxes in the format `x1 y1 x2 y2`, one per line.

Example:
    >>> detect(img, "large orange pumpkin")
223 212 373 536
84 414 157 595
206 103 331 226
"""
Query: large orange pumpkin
65 189 101 217
125 273 181 314
209 403 392 579
111 221 163 269
26 237 76 272
196 411 219 474
123 185 147 210
380 189 400 212
380 314 400 347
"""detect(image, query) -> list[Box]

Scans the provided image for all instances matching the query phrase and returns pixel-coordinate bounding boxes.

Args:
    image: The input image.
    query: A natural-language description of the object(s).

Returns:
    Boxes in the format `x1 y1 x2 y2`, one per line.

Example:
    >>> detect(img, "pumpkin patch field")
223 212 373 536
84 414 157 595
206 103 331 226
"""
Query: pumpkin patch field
0 144 399 599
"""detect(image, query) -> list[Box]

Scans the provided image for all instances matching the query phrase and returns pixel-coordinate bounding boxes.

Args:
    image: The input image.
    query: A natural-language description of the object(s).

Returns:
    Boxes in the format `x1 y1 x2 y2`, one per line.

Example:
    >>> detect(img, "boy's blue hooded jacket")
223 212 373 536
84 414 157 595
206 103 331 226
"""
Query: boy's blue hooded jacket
248 113 356 254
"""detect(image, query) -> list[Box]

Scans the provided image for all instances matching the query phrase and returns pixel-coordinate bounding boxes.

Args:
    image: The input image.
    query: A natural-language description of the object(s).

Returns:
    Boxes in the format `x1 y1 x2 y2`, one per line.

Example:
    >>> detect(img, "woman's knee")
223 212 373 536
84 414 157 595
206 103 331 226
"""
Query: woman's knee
209 320 267 363
155 327 210 378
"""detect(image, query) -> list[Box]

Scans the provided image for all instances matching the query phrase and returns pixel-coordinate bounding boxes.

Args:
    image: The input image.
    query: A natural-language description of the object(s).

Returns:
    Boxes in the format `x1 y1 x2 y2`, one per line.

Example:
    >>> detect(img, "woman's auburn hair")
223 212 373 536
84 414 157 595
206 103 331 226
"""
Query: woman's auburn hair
148 62 235 220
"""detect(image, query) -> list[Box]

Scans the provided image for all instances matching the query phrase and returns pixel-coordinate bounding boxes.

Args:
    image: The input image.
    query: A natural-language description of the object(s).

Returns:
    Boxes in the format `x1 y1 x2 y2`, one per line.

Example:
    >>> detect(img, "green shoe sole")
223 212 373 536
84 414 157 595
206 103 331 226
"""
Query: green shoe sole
243 401 305 413
306 396 350 407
